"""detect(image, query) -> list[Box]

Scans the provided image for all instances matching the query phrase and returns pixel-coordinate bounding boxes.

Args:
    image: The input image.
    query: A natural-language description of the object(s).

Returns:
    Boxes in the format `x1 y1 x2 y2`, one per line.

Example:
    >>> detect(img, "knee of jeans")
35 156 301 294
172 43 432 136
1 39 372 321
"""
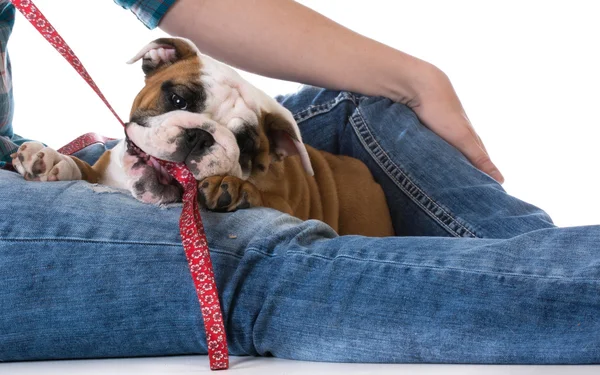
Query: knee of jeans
241 215 338 257
357 96 422 130
177 204 334 261
277 86 342 111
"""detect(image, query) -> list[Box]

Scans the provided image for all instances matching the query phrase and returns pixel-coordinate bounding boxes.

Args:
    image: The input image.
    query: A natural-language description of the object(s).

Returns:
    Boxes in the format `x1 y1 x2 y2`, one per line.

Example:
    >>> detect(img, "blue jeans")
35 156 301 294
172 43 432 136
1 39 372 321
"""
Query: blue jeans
1 87 598 364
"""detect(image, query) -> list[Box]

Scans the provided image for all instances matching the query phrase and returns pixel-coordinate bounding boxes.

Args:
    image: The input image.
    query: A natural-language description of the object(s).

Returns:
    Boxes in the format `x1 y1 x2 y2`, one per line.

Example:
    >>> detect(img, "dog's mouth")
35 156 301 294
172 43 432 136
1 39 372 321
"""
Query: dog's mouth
125 137 177 187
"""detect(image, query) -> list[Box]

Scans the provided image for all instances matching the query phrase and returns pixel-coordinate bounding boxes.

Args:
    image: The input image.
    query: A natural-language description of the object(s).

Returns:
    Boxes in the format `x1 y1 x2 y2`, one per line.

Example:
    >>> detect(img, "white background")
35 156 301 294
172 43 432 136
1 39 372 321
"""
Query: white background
10 0 600 228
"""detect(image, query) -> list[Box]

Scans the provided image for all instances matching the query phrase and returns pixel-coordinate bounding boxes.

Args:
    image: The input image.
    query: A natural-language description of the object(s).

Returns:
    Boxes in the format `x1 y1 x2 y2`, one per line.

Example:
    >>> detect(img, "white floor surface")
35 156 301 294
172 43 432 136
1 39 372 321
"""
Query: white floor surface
2 356 599 375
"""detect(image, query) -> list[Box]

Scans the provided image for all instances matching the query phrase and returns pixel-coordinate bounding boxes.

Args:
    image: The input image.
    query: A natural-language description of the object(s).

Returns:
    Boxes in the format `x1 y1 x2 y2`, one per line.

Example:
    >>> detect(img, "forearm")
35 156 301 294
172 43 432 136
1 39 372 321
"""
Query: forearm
159 0 433 102
157 0 503 183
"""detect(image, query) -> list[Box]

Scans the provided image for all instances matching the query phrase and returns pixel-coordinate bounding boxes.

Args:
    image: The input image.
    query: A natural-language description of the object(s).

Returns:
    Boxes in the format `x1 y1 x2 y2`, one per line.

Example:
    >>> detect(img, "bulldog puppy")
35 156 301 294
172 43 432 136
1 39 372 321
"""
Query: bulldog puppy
12 38 393 237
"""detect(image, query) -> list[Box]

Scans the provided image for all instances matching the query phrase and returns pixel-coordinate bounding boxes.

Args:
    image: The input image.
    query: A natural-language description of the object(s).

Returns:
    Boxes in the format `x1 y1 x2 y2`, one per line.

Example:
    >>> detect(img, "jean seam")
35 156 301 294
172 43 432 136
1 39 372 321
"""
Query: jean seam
349 104 478 238
0 237 242 259
282 250 600 282
292 91 357 124
0 237 183 246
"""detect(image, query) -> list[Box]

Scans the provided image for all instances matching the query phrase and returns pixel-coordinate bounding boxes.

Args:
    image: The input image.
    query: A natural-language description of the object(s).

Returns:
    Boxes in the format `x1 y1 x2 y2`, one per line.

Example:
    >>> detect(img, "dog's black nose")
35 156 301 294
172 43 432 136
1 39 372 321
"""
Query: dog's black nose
185 128 215 151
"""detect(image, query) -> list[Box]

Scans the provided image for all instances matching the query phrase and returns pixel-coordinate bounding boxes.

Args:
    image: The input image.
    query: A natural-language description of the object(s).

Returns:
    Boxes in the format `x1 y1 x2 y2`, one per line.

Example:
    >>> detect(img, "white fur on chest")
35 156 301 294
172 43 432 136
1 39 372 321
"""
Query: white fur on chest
98 140 129 189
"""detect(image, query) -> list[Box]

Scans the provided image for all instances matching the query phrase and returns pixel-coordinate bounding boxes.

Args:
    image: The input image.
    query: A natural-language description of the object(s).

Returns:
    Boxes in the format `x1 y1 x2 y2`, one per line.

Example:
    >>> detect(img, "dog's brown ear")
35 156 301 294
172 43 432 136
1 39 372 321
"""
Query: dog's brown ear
127 37 198 77
259 109 314 176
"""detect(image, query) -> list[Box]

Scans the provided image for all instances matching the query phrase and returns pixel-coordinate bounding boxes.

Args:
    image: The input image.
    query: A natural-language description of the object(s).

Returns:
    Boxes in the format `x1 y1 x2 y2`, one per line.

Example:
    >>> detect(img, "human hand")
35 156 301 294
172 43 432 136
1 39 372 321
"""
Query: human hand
160 0 504 183
402 64 504 184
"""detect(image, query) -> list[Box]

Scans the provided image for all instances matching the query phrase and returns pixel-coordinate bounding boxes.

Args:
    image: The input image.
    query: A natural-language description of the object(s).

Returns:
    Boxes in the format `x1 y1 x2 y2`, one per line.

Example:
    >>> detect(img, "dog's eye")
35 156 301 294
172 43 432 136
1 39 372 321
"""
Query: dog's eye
170 93 188 110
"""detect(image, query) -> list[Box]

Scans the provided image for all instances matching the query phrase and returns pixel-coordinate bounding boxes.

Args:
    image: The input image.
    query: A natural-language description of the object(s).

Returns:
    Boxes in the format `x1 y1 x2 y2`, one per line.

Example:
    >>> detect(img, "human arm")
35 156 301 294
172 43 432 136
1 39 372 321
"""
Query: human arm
157 0 504 183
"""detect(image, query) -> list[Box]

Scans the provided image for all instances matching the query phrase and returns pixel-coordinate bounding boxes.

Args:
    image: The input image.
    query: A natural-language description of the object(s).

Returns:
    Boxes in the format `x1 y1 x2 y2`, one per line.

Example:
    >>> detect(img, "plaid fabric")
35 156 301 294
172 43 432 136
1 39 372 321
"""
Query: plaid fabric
113 0 177 29
0 1 17 165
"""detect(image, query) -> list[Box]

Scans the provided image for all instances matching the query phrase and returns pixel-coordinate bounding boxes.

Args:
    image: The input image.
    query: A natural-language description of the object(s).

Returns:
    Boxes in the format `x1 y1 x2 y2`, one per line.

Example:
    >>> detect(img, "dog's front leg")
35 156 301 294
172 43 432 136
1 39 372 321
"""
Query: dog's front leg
10 141 87 182
198 175 264 212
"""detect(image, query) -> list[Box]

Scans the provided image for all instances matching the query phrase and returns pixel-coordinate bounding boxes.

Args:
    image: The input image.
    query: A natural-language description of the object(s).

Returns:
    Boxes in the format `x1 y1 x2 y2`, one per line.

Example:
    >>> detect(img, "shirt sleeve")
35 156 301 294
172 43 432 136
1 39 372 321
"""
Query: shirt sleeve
0 2 17 166
113 0 178 30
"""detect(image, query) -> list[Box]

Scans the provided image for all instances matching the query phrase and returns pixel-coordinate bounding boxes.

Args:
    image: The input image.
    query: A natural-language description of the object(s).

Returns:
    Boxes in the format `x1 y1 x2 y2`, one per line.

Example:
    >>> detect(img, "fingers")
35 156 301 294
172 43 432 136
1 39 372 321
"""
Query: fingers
470 147 504 184
407 67 504 183
416 93 505 184
419 113 505 183
455 127 504 184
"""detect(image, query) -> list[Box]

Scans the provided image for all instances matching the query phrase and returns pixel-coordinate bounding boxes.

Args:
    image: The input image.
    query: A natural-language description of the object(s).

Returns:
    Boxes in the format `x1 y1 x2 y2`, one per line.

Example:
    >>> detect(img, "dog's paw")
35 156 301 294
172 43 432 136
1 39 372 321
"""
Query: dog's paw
11 142 82 181
198 175 262 212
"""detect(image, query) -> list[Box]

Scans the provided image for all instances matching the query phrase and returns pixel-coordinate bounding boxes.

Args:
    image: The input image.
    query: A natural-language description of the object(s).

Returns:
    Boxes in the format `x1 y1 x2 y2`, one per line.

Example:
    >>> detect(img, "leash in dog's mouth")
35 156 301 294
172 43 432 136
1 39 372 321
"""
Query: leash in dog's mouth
125 137 178 187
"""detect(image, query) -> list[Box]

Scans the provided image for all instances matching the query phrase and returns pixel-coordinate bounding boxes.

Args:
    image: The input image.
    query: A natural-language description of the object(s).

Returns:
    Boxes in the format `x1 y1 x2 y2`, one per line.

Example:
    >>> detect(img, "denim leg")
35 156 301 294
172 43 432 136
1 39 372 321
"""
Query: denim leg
3 169 600 364
0 88 594 365
251 224 600 364
279 87 555 238
0 169 317 360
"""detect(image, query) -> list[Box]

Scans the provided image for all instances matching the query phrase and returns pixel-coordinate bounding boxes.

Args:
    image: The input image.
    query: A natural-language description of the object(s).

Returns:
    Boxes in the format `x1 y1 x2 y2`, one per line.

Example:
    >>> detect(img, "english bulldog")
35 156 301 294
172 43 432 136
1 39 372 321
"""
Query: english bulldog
11 38 393 237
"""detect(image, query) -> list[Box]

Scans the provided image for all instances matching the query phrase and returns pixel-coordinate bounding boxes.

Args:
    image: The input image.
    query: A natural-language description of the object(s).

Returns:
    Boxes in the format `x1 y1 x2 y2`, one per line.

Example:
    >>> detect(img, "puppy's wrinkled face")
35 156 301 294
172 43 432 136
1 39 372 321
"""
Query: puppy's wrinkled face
125 38 242 180
126 37 314 183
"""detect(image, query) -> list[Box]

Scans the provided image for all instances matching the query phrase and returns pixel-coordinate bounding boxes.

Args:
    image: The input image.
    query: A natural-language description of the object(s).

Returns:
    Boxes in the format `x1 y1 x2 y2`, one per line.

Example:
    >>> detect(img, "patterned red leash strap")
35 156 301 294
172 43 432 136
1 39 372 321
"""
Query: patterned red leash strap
56 132 116 155
12 0 124 127
159 161 229 369
12 0 229 370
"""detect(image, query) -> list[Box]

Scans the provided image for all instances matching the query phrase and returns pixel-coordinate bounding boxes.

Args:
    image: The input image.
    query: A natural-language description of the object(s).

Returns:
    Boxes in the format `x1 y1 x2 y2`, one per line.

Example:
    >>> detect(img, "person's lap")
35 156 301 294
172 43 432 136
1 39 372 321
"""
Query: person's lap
1 87 599 364
279 87 555 238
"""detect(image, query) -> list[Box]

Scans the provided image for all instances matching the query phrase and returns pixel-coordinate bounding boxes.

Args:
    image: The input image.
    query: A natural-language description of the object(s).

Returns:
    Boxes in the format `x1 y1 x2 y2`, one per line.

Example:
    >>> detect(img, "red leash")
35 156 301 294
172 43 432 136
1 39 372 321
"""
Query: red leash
12 0 229 370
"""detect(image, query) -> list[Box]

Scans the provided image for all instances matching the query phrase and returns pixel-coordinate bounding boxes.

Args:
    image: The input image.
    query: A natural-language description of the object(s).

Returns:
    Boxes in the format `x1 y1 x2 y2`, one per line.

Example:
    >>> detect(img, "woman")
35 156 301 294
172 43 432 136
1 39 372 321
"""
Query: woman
1 0 598 364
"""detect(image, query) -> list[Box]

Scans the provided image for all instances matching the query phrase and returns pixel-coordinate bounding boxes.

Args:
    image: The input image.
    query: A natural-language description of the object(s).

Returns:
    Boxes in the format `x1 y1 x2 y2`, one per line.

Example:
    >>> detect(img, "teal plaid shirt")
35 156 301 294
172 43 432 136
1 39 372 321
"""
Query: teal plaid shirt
0 0 176 166
114 0 177 29
0 1 17 165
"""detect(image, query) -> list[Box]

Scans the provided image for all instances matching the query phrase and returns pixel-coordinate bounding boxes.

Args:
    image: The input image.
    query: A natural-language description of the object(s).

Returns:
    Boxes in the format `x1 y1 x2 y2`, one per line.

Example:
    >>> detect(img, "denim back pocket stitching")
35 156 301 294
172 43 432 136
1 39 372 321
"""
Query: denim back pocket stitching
349 105 478 238
287 90 477 237
292 92 357 124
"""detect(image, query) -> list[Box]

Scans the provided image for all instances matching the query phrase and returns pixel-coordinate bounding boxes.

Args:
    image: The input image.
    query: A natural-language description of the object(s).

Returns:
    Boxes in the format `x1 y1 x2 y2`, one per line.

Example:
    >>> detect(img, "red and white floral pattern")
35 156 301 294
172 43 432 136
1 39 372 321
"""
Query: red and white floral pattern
158 159 229 370
12 0 229 370
56 132 116 155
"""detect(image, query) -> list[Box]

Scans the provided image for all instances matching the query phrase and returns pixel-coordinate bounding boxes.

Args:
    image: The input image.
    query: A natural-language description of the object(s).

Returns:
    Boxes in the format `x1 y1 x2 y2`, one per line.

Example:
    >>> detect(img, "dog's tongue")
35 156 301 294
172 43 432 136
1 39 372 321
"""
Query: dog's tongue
149 157 174 186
